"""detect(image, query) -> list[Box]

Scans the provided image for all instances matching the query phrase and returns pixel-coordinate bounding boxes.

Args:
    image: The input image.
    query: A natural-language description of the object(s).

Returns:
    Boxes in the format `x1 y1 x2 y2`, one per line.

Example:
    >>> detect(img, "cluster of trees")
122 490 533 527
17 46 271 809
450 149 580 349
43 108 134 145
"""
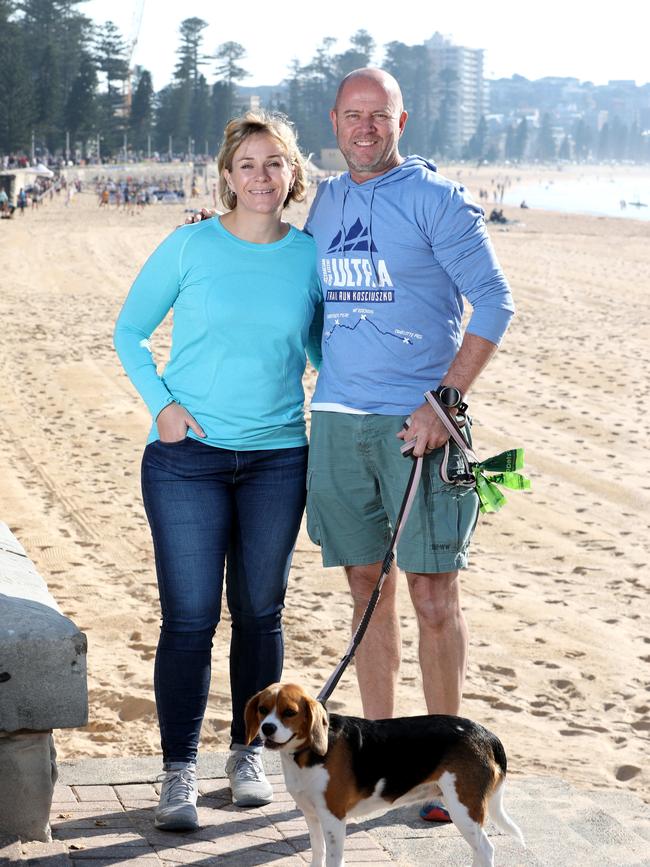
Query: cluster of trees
0 3 484 162
1 2 649 164
493 114 649 164
284 37 466 159
566 116 648 162
1 0 134 156
0 2 257 159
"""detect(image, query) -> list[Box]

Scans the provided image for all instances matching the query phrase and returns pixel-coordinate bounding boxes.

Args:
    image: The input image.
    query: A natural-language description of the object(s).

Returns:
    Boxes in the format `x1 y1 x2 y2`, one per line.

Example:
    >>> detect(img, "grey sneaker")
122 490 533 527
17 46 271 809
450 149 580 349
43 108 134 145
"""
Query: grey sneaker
154 762 199 831
226 750 273 806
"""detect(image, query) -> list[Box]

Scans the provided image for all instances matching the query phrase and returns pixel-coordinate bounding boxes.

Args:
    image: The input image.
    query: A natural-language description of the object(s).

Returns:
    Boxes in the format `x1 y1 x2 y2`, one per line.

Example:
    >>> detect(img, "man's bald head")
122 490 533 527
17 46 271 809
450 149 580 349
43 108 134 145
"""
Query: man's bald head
330 66 408 182
334 68 404 113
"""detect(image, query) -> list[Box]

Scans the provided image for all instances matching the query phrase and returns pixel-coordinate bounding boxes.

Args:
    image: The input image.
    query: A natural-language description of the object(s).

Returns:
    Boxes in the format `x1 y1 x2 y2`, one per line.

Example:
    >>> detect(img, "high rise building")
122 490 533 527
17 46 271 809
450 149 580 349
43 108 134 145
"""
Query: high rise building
426 32 487 156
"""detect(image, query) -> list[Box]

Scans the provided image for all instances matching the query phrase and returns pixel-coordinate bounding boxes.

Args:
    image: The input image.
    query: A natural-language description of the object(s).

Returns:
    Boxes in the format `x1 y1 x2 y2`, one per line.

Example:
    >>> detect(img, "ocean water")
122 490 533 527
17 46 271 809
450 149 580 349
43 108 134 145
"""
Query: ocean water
501 174 650 221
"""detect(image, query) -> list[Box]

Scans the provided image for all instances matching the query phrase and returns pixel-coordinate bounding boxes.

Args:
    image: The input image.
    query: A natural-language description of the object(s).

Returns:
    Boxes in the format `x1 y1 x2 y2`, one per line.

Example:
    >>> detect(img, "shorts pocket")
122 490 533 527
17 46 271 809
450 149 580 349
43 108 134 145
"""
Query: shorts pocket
428 467 479 559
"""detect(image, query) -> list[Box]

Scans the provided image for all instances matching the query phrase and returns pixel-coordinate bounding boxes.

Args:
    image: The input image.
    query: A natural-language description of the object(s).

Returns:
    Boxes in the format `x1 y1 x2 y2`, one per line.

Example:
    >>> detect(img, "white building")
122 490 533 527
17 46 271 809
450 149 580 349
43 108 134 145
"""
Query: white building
426 32 488 155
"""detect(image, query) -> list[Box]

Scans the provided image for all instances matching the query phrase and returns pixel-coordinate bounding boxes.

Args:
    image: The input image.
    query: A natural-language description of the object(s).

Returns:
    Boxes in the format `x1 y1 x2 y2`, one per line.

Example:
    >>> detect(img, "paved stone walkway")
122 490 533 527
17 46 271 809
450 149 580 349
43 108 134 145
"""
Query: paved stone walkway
4 770 389 867
2 756 649 865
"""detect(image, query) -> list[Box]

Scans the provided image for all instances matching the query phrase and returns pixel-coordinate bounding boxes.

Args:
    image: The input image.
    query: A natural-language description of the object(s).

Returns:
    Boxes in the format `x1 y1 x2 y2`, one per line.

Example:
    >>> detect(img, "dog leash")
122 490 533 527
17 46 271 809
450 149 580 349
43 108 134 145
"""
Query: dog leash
316 392 531 705
317 399 460 706
317 451 424 705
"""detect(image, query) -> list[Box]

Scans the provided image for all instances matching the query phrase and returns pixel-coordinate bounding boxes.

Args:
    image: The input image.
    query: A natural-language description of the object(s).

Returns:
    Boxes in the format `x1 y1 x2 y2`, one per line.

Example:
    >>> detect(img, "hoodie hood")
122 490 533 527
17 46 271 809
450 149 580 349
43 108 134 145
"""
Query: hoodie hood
342 154 438 191
332 155 438 279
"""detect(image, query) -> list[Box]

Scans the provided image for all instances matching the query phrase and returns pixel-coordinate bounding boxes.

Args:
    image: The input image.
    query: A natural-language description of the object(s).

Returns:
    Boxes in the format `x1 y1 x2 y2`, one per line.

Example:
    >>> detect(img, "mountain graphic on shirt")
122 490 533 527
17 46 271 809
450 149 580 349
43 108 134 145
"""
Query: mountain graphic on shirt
326 218 378 254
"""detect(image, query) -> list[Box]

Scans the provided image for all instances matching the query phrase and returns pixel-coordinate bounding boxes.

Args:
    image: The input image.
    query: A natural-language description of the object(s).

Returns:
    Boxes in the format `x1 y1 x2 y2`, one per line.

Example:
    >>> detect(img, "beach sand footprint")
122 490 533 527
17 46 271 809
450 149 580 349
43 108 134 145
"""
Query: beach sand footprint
615 765 641 781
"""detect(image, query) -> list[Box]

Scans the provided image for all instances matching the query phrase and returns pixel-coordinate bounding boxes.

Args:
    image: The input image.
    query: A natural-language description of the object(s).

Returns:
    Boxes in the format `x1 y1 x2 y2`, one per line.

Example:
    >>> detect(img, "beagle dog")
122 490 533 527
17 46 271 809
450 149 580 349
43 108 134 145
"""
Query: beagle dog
245 683 524 867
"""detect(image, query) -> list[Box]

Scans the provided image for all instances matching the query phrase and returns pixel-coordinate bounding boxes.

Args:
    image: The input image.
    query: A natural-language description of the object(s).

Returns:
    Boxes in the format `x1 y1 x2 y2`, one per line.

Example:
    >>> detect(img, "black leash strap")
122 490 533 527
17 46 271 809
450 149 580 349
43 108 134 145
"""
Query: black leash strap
317 454 423 705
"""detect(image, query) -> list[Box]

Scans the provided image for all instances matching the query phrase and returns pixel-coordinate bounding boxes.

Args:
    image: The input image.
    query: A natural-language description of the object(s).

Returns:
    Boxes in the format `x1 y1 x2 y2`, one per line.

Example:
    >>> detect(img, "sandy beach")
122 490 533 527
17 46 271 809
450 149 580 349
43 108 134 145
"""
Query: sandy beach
1 165 648 804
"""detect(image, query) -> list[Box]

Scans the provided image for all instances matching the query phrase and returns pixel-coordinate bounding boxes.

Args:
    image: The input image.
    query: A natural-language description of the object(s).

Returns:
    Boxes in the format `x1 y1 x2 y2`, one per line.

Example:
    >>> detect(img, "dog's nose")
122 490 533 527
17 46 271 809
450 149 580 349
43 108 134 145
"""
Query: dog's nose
262 722 277 736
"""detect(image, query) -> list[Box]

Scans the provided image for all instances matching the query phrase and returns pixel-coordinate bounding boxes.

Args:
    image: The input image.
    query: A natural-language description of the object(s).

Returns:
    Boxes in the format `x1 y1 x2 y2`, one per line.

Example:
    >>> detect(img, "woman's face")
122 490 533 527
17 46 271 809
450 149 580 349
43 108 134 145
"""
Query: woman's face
224 133 295 217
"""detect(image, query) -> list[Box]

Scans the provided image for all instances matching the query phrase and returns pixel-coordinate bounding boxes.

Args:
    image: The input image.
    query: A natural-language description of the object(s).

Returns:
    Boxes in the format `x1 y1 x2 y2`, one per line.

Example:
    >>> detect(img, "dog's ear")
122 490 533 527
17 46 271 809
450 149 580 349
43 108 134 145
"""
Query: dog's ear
244 692 261 746
306 697 329 755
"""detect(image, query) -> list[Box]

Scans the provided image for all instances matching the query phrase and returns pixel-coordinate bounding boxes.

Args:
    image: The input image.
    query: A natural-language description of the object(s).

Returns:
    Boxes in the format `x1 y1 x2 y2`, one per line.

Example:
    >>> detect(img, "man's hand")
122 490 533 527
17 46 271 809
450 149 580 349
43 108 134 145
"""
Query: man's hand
184 207 217 225
156 402 206 442
396 401 450 458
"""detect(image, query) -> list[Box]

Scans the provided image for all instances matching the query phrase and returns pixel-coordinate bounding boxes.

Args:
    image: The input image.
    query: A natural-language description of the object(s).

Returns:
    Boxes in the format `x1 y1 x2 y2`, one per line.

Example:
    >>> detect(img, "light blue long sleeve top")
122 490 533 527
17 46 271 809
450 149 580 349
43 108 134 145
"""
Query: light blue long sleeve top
113 217 322 450
304 156 515 414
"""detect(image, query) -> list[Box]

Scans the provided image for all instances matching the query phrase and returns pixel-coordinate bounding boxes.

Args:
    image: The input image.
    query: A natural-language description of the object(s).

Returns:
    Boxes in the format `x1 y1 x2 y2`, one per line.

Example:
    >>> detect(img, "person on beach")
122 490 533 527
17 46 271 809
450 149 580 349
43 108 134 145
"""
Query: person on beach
114 111 322 833
187 68 514 824
306 68 514 822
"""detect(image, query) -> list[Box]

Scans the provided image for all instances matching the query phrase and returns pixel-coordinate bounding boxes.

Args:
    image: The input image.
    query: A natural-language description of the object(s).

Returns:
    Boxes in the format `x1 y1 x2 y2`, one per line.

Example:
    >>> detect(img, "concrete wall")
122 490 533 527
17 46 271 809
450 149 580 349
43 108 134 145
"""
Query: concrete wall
0 522 88 841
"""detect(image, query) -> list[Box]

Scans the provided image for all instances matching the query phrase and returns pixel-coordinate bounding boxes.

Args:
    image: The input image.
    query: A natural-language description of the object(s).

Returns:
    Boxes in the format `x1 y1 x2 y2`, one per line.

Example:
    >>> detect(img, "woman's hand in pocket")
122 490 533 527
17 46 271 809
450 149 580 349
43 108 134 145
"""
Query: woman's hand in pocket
156 402 206 443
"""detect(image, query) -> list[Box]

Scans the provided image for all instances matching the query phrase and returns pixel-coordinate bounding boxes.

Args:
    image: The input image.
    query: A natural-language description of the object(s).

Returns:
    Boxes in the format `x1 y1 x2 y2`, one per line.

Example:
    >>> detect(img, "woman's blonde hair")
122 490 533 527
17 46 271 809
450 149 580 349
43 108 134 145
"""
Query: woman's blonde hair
217 111 307 211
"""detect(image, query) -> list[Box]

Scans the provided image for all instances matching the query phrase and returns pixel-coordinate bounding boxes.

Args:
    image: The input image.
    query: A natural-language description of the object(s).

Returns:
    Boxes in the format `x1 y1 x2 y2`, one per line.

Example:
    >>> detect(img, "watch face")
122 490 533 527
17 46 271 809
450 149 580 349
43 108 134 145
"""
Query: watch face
439 386 462 407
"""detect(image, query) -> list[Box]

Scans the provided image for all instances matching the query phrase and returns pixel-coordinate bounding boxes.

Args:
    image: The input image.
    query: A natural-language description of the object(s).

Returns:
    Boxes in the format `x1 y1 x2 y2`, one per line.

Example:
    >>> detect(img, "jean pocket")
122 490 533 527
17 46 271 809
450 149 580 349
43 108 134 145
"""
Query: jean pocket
156 435 189 446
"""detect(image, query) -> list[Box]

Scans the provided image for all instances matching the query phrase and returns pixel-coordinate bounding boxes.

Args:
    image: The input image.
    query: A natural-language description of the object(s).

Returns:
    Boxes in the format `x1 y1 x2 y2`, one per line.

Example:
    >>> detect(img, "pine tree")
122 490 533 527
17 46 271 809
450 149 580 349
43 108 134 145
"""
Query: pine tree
610 116 627 161
0 2 34 153
504 124 517 160
431 67 458 158
93 19 129 153
286 58 305 136
213 41 249 126
154 84 176 154
536 113 556 161
18 0 92 152
336 29 375 77
466 115 487 161
383 41 428 154
384 42 432 156
189 73 210 153
299 38 338 154
64 51 97 148
34 41 63 150
573 118 592 162
514 117 529 161
175 17 209 83
173 18 210 151
129 67 153 152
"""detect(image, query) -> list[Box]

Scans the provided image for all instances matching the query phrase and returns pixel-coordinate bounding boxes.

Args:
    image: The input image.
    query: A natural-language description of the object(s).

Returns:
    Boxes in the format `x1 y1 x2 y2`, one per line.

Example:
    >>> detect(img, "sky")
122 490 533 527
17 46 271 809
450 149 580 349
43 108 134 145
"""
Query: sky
83 0 650 90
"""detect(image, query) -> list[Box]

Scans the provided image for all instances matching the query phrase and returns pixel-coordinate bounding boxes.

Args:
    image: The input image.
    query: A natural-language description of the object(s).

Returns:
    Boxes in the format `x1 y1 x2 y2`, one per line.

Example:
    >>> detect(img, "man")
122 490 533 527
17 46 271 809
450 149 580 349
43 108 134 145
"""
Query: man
303 68 514 820
187 70 513 819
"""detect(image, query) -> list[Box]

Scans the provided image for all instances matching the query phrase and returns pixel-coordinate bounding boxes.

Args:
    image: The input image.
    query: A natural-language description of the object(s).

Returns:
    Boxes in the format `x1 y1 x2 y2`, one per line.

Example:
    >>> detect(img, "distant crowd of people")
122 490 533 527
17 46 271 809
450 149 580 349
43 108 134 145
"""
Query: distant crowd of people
0 174 81 219
95 175 191 213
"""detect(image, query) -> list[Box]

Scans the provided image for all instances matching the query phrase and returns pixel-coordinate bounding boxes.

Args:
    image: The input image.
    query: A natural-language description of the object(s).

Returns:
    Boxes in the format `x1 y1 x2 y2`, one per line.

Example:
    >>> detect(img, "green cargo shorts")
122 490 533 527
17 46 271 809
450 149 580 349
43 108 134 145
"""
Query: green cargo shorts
306 411 480 574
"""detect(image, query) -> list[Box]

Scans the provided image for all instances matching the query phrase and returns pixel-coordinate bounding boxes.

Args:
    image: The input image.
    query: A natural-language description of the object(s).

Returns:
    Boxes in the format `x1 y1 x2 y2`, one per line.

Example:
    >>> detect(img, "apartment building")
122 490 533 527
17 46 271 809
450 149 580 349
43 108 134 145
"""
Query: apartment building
426 32 488 155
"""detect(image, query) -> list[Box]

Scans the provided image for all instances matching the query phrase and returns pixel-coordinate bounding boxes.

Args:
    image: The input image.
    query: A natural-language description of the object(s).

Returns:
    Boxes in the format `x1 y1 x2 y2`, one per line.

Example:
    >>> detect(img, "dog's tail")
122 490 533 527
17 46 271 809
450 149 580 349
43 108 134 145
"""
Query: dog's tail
487 778 525 847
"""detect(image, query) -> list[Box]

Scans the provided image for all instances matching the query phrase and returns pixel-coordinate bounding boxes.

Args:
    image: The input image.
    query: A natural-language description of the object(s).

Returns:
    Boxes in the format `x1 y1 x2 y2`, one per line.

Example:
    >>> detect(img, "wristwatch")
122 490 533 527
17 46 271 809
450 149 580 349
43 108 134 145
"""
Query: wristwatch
435 385 464 408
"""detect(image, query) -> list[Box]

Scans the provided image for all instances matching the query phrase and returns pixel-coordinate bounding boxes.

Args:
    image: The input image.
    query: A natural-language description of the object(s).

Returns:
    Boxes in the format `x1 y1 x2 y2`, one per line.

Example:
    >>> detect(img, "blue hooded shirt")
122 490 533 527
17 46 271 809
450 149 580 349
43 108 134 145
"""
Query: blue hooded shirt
304 156 515 415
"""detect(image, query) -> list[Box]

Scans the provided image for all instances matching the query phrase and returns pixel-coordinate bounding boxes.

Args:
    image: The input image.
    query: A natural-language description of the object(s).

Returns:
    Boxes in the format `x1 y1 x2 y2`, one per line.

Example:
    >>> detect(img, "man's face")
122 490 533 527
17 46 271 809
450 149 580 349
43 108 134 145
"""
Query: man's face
331 77 407 183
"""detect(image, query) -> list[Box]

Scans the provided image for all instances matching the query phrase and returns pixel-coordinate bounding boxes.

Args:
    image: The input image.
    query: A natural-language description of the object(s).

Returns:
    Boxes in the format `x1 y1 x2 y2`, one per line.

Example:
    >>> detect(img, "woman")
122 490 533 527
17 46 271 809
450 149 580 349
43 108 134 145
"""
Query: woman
113 112 322 832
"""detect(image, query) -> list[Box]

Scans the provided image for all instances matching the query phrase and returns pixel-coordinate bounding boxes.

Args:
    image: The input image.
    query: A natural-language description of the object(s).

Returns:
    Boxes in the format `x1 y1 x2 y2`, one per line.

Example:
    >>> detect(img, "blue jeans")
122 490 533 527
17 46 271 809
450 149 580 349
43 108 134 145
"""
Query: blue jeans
141 437 308 763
